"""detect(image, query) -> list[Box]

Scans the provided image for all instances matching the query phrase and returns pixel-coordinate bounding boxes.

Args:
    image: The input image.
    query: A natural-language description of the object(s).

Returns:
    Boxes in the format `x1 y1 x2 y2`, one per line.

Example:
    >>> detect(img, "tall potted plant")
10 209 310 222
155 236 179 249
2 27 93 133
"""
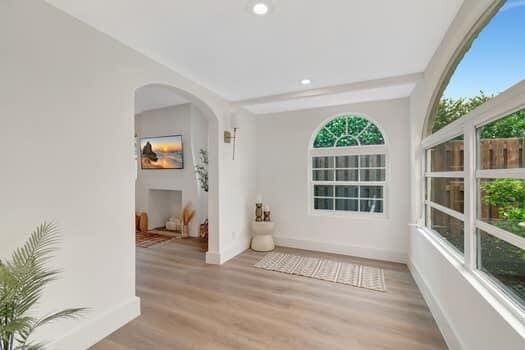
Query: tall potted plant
195 149 208 192
0 223 85 350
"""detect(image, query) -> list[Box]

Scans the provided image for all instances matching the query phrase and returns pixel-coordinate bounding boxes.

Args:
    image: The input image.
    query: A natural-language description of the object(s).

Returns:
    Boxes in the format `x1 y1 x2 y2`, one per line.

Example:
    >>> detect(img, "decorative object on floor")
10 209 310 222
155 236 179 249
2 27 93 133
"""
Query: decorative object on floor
199 219 209 252
251 221 275 251
263 205 271 222
255 252 386 292
140 135 183 169
0 223 86 349
182 202 196 238
136 212 149 232
136 231 173 247
165 216 182 232
199 219 209 240
195 149 209 192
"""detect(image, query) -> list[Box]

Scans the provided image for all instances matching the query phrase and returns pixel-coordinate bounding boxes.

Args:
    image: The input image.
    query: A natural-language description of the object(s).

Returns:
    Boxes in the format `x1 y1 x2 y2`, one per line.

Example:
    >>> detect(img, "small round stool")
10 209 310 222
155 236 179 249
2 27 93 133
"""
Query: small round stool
251 221 275 252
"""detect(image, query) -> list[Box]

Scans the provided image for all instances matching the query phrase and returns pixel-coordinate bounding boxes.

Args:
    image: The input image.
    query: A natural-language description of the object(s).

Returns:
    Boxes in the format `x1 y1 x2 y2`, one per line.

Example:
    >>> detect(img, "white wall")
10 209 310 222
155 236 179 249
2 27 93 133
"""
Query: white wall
408 0 525 349
210 109 258 263
135 103 208 236
255 99 410 263
0 0 256 348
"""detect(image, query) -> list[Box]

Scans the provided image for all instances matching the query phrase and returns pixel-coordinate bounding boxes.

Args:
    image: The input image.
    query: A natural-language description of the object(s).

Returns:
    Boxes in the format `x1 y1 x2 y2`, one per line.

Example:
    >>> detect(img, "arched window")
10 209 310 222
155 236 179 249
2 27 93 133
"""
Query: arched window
427 0 525 134
422 0 525 310
310 115 387 215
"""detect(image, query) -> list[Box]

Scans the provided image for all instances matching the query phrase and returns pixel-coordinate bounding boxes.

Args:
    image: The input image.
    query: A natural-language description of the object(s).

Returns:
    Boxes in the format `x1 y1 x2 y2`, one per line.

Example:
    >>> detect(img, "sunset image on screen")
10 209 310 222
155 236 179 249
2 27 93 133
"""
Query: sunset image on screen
140 135 183 169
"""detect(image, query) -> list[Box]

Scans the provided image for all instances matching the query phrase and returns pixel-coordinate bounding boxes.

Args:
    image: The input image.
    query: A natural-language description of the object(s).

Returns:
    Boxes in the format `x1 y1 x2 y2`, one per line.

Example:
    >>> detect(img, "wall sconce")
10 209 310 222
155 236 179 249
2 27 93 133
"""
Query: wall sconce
224 113 241 160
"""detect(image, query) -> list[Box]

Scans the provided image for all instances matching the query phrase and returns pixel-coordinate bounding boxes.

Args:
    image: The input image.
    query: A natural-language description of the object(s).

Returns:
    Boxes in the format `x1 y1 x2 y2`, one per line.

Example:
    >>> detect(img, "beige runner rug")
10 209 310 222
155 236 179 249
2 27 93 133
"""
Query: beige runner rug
255 252 386 292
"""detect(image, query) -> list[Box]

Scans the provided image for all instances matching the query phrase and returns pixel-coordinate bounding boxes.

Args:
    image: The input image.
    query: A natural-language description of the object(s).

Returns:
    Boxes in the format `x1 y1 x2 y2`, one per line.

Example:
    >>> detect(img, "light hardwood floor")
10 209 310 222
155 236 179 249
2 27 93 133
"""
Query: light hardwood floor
91 241 447 350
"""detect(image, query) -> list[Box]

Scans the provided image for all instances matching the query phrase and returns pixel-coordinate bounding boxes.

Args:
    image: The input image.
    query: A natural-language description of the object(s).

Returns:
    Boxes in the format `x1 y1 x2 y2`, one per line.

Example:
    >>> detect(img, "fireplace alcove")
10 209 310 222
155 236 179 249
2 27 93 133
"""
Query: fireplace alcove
146 188 182 231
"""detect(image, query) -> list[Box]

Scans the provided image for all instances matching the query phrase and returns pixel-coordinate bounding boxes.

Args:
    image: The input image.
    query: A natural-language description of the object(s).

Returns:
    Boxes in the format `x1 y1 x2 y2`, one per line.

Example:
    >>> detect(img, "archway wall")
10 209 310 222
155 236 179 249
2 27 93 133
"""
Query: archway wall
408 1 524 349
0 1 258 349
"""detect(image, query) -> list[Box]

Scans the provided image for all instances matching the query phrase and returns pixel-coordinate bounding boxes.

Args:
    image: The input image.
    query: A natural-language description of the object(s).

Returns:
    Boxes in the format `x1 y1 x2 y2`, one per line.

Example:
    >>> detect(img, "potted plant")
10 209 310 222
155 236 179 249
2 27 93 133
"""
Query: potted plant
0 223 85 350
195 149 208 193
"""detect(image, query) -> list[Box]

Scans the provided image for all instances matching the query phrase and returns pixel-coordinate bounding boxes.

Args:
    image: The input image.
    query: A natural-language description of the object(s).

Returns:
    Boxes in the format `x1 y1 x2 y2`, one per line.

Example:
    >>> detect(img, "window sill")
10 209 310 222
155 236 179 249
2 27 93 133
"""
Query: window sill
309 209 389 221
415 225 525 333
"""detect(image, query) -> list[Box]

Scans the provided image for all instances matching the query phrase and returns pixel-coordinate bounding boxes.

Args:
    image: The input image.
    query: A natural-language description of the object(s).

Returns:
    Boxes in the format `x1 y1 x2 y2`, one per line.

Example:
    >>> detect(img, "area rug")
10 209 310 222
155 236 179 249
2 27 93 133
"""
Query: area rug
136 231 173 248
254 252 386 292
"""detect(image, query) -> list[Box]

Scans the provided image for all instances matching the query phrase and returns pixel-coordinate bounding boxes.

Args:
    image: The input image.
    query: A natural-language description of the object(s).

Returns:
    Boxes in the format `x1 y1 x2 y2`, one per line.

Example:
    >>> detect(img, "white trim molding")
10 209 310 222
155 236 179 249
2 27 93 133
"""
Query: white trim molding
205 235 251 265
234 72 423 107
48 297 141 350
274 236 407 264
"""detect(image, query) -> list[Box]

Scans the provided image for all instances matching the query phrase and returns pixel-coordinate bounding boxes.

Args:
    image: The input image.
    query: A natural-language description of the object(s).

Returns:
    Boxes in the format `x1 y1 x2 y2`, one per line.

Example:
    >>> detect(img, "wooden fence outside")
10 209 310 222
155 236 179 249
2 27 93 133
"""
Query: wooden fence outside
431 138 525 221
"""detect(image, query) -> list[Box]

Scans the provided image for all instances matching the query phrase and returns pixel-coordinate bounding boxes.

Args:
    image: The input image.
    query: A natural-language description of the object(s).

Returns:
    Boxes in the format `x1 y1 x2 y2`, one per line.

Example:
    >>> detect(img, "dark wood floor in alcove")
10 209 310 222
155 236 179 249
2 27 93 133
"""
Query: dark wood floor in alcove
91 241 447 350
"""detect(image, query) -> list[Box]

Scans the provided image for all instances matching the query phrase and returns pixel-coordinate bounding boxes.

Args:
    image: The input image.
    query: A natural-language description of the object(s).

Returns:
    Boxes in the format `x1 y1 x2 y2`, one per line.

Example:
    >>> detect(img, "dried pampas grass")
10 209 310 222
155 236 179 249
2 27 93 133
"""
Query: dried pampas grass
182 202 196 225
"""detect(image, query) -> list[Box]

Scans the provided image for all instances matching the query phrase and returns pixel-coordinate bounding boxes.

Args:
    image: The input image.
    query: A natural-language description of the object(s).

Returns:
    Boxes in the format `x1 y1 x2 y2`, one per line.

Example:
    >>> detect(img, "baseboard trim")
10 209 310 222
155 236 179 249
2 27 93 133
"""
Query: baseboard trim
206 236 251 265
408 261 463 350
205 250 221 264
48 296 141 350
220 236 251 264
273 236 407 264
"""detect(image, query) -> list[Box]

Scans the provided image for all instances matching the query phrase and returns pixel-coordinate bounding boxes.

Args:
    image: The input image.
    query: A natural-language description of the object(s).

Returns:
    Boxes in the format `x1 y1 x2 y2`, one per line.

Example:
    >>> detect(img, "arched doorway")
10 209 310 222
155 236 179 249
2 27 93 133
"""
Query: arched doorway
133 83 220 259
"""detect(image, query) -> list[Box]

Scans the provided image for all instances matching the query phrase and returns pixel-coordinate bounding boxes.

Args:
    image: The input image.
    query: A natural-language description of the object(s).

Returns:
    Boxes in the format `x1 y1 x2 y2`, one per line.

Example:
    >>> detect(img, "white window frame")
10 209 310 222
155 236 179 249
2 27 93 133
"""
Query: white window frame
423 136 466 257
421 79 525 322
308 115 389 218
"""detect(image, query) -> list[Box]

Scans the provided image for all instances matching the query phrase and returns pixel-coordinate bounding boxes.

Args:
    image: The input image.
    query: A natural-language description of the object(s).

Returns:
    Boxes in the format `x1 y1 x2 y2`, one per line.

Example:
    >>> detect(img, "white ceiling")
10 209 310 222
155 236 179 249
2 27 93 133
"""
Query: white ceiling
135 85 188 114
46 0 463 105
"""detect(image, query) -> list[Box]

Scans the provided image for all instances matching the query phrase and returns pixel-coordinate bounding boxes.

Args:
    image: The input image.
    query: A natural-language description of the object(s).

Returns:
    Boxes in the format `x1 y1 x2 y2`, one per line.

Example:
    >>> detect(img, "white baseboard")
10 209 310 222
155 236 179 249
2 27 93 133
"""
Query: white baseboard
273 236 408 264
220 236 251 264
408 261 463 350
48 296 141 350
205 250 221 264
205 236 251 265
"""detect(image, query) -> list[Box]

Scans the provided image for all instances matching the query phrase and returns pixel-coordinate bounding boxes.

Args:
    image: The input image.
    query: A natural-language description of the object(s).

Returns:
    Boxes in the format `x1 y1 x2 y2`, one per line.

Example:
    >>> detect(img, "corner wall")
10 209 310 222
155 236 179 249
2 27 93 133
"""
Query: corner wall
0 0 255 348
255 99 410 263
408 0 525 348
208 109 258 263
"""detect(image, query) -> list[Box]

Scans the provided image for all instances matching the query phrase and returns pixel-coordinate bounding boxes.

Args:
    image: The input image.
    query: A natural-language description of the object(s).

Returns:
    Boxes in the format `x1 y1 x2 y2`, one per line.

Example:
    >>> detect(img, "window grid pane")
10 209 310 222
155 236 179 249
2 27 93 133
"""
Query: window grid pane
429 207 465 253
312 154 386 214
477 230 525 309
478 178 525 240
427 136 464 172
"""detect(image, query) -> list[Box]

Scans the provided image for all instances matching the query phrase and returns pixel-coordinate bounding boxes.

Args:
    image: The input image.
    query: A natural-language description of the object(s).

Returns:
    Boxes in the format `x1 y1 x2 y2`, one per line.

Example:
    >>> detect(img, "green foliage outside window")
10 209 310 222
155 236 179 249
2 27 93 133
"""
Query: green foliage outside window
432 92 490 133
482 179 525 238
433 92 525 138
313 115 384 148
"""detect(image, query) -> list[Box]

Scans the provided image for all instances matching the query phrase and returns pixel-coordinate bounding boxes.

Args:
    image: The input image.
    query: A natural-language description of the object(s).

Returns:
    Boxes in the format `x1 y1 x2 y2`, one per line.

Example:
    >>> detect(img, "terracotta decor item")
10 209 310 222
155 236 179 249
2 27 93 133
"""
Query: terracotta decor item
200 219 209 240
136 212 149 232
182 202 196 238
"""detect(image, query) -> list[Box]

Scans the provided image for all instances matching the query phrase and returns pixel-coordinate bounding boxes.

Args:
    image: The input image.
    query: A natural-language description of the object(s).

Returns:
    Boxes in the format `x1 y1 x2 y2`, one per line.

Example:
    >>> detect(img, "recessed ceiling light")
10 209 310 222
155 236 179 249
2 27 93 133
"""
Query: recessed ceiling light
301 79 312 85
252 3 269 15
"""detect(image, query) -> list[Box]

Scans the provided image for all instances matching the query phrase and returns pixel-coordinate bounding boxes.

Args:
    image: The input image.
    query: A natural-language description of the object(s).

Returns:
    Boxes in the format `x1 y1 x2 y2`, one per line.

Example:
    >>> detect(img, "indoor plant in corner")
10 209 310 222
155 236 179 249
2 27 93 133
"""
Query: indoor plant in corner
0 223 85 350
195 148 209 193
